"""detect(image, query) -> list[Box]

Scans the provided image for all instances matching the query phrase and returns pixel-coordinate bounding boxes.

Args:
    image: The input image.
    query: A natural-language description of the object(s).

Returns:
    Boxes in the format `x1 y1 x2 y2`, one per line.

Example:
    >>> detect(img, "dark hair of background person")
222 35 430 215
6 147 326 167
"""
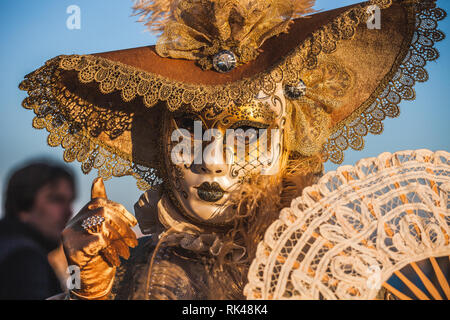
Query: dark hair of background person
3 160 76 219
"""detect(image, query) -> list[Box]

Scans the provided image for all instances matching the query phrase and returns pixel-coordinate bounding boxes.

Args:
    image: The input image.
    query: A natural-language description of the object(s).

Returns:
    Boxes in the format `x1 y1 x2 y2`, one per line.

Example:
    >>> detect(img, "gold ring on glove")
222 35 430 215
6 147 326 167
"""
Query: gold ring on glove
81 215 105 233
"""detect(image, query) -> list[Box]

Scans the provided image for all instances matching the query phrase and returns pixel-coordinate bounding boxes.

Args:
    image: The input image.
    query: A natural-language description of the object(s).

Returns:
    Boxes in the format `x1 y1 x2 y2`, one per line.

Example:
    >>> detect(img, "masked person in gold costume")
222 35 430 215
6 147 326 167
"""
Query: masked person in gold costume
19 0 448 299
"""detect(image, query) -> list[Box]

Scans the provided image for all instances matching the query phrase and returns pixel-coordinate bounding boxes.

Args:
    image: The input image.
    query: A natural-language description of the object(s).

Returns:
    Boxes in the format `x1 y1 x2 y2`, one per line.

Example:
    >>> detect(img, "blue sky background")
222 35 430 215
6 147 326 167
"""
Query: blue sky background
0 0 449 216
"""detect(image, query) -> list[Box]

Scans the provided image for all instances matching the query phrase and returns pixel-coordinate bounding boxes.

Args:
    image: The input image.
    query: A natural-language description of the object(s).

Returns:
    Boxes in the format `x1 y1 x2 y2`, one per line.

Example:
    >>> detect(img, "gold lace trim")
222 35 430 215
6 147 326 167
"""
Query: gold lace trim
324 2 447 164
19 64 160 190
18 0 446 190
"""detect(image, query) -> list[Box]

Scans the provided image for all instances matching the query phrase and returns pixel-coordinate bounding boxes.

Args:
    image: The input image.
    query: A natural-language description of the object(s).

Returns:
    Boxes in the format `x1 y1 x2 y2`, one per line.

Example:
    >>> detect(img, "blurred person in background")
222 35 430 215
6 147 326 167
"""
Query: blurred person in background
0 161 75 299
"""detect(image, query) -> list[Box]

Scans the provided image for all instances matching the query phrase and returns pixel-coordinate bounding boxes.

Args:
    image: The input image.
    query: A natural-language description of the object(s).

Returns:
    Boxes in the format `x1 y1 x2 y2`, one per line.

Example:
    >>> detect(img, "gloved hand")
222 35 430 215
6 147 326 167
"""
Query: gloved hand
62 177 138 299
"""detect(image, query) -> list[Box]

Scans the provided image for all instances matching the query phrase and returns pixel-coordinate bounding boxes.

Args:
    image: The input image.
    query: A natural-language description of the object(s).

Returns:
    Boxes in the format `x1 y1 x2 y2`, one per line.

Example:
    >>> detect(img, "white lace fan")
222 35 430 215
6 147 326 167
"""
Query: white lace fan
245 150 450 300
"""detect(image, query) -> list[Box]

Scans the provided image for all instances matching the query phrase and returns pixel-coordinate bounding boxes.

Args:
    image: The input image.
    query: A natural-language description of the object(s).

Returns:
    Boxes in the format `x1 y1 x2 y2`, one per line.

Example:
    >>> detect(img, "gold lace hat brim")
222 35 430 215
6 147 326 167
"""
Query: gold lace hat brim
19 0 446 190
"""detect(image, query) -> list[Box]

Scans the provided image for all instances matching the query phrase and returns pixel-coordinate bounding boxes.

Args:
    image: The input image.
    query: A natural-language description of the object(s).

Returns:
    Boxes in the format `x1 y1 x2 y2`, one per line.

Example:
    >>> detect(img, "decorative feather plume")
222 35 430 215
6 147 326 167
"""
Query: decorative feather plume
132 0 317 69
133 0 316 33
132 0 177 33
292 0 317 18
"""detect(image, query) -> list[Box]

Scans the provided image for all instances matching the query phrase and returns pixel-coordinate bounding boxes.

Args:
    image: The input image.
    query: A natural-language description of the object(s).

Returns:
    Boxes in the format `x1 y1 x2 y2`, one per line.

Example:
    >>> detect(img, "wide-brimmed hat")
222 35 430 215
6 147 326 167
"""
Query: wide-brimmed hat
19 0 446 190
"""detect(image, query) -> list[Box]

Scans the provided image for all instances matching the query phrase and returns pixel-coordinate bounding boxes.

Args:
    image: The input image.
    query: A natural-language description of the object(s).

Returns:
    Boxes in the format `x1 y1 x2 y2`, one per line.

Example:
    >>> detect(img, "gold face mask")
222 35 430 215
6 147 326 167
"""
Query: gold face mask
161 84 287 226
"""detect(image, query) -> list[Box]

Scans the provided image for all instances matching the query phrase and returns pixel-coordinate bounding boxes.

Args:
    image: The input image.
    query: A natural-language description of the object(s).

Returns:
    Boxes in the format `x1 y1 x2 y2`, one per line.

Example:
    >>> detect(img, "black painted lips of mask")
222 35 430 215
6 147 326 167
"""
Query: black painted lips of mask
195 182 225 202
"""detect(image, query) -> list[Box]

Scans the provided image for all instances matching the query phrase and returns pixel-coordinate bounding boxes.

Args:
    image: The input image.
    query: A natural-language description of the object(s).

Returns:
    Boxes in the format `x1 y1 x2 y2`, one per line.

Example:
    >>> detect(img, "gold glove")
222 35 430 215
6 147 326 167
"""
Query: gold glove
62 177 138 300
